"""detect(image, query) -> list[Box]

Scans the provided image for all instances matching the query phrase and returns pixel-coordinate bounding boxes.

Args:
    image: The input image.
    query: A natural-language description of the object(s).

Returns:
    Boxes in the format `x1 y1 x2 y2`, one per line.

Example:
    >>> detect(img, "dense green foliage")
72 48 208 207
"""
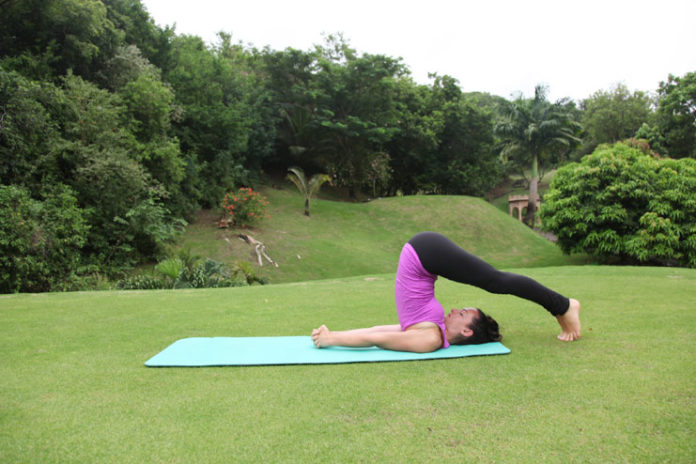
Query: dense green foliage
1 0 693 291
116 256 265 289
580 83 652 153
541 142 696 267
0 184 88 292
656 72 696 158
0 1 507 291
262 39 499 197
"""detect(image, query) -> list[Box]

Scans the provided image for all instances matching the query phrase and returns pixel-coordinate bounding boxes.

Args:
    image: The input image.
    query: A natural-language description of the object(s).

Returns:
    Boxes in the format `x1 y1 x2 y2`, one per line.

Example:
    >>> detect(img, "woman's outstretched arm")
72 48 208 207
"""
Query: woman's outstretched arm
333 324 401 335
311 325 442 353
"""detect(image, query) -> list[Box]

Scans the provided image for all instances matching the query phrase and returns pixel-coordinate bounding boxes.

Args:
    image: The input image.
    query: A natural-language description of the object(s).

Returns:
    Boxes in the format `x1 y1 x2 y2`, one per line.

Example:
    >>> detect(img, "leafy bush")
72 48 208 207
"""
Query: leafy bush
541 142 696 267
58 273 113 292
115 273 168 290
221 187 269 228
153 257 240 289
73 147 185 271
116 255 266 290
0 184 89 292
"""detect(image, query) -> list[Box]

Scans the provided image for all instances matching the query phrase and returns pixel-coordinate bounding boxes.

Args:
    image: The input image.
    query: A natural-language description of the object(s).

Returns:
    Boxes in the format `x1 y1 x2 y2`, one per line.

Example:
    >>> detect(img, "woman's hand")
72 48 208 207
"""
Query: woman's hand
311 325 331 348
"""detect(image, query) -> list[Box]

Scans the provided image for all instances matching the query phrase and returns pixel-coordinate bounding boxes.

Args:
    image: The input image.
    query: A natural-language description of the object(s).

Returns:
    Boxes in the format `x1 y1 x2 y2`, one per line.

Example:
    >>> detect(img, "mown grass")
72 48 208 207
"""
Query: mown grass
175 185 586 284
2 266 694 463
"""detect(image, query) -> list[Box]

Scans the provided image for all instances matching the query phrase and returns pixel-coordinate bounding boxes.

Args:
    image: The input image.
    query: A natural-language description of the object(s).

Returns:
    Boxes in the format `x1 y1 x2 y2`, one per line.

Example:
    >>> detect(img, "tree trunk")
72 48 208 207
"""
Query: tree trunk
525 154 539 227
304 198 310 216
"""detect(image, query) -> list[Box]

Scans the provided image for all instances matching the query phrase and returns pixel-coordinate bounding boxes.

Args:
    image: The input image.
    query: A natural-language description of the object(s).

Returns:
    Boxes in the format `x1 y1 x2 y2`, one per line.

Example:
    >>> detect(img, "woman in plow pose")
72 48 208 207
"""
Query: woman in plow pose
312 231 581 353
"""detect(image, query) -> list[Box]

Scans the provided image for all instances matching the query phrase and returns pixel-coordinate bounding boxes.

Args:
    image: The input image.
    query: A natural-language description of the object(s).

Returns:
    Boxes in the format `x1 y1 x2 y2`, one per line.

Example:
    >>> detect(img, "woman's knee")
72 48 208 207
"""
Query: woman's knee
482 271 516 294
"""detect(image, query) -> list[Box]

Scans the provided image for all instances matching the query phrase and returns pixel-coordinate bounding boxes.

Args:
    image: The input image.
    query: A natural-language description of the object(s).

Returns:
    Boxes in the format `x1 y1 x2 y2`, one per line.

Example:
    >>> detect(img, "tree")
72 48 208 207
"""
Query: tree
1 62 185 280
163 35 249 207
57 73 182 270
580 83 652 153
163 34 276 208
259 46 318 167
286 167 331 216
0 0 122 81
114 51 187 215
311 35 405 197
384 79 440 195
634 123 668 155
656 71 696 158
102 0 174 70
366 152 392 198
495 85 581 225
0 0 282 290
0 69 63 188
385 76 498 196
541 142 696 267
425 75 497 195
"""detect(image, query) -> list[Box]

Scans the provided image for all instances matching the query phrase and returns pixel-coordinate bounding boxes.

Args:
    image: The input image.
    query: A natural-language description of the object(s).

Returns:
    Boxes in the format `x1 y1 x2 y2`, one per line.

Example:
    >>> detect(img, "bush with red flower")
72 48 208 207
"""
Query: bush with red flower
221 187 270 228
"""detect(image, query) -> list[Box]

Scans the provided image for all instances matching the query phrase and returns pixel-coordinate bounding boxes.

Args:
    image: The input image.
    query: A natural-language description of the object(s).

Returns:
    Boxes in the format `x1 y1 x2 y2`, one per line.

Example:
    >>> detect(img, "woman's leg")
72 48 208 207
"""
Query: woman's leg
408 231 570 316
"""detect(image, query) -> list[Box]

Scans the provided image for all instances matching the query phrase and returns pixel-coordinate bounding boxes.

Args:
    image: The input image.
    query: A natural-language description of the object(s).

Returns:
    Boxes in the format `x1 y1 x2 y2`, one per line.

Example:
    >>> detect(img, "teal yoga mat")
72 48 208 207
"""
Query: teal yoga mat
145 336 510 367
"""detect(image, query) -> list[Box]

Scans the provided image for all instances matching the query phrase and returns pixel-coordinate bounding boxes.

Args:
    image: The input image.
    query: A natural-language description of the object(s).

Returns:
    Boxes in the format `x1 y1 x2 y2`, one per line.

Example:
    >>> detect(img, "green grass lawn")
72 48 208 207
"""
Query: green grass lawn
175 184 586 285
2 266 694 462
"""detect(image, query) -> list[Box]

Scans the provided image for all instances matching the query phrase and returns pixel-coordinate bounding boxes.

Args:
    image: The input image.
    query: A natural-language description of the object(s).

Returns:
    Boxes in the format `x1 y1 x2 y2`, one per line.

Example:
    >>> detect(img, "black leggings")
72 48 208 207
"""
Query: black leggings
408 231 569 316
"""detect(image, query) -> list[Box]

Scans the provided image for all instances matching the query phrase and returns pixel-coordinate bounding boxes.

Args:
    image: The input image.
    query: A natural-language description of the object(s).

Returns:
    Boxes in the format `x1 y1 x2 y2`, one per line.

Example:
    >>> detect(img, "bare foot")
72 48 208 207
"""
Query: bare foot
311 325 331 348
556 298 581 341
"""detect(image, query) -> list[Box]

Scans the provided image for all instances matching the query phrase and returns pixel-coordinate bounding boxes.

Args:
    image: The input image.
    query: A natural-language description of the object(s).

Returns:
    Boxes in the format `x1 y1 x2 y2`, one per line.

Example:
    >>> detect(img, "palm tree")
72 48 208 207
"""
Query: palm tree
280 106 314 156
286 167 331 216
495 85 581 226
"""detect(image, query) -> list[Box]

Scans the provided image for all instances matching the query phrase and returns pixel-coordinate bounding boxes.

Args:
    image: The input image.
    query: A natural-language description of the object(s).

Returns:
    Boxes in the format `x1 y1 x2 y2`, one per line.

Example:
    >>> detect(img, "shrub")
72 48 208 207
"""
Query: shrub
0 184 89 293
221 187 269 227
75 152 185 271
115 257 263 290
541 142 696 267
236 260 269 285
58 273 113 292
153 257 243 289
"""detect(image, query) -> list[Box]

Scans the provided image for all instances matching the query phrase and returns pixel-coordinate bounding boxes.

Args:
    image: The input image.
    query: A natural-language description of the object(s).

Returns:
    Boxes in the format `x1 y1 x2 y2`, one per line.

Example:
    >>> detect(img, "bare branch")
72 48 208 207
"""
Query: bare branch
234 234 279 268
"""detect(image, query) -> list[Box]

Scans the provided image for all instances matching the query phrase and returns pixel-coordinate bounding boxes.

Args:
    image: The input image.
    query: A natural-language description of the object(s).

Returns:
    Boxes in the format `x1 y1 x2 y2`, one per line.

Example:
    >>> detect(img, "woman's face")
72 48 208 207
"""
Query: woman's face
445 307 480 335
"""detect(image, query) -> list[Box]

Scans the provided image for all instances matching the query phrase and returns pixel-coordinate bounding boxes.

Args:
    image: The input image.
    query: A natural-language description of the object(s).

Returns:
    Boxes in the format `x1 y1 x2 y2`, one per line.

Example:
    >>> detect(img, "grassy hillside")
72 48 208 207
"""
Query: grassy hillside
175 185 585 284
2 266 694 462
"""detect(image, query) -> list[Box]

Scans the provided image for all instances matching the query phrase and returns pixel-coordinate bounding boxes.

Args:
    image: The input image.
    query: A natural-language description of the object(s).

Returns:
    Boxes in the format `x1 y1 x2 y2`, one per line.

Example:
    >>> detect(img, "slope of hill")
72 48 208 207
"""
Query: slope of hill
175 185 585 284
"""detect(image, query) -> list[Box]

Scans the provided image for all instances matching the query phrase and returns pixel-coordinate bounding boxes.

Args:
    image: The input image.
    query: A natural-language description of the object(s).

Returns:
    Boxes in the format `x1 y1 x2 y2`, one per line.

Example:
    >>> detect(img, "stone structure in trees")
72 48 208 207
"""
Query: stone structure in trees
508 195 540 222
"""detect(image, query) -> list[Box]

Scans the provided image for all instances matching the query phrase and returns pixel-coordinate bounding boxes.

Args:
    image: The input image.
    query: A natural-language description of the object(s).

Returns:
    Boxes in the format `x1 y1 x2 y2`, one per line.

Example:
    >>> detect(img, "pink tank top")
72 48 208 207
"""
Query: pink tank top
394 243 449 348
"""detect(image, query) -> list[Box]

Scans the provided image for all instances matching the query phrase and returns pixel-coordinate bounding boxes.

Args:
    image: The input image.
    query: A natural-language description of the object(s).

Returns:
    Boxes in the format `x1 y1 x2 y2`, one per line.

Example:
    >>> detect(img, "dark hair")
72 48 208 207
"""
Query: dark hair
453 308 502 345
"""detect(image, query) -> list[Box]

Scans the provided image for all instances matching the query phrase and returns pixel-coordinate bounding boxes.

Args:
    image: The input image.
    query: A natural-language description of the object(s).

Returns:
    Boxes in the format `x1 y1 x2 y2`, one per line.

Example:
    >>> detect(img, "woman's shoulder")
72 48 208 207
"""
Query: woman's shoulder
405 321 447 349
